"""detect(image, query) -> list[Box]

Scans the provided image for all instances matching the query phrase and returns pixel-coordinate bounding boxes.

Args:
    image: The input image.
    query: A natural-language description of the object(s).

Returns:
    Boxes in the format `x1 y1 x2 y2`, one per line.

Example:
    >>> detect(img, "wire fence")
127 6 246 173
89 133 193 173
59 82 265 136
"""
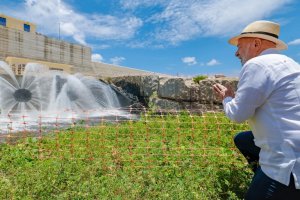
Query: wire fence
0 107 249 170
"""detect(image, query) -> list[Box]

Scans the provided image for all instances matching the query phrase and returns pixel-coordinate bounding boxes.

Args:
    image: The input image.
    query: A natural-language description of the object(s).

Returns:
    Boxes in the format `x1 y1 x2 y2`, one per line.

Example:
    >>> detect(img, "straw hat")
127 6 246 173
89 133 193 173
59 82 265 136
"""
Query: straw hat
228 20 287 50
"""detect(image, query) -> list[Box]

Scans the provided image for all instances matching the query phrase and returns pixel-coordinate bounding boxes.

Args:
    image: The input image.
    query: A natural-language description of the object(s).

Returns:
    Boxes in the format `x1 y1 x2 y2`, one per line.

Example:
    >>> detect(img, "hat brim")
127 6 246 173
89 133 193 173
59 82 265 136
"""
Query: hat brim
228 34 288 50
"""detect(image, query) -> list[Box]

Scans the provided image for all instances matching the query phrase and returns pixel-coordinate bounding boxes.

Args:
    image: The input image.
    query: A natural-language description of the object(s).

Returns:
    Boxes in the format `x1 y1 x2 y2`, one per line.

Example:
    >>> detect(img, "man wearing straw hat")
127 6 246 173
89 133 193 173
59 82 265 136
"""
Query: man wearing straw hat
213 20 300 199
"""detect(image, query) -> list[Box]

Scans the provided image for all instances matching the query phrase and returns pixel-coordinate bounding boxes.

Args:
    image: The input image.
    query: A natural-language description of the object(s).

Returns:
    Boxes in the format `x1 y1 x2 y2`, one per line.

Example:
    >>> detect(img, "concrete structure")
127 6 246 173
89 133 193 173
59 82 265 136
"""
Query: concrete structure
0 25 92 74
0 14 162 77
0 14 36 33
5 56 72 75
92 62 165 78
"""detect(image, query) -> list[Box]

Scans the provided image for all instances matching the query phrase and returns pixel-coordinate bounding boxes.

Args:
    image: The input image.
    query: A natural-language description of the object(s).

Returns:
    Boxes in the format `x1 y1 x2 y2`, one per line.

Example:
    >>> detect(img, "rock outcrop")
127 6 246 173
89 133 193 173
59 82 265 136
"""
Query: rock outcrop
109 75 238 111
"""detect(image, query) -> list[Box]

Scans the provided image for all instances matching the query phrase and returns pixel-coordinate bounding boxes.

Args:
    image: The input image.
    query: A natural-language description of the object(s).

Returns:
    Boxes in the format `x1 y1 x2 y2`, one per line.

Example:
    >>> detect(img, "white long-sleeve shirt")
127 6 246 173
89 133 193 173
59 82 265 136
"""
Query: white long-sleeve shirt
223 49 300 188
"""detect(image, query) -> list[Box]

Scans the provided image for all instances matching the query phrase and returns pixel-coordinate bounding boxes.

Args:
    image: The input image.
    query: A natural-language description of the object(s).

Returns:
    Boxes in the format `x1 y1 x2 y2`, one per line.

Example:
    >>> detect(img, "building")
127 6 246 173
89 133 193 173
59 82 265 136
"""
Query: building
0 14 165 77
5 56 72 75
0 14 36 33
0 13 93 76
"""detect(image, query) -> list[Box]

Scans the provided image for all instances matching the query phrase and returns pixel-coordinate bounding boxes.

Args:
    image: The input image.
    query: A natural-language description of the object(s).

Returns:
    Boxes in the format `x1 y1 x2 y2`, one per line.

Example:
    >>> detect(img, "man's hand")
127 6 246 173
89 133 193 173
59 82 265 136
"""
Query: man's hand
213 83 235 100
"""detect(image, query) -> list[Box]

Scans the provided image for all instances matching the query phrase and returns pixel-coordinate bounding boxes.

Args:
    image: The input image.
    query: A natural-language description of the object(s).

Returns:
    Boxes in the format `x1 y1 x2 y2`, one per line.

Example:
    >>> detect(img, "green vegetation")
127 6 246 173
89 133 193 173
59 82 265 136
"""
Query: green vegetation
148 91 158 110
102 76 113 84
193 75 208 84
0 112 252 199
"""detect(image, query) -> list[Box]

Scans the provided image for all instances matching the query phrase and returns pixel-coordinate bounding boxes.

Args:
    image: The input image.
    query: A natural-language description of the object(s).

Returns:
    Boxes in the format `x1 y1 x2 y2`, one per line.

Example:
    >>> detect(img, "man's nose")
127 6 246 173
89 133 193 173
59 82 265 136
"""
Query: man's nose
235 50 239 57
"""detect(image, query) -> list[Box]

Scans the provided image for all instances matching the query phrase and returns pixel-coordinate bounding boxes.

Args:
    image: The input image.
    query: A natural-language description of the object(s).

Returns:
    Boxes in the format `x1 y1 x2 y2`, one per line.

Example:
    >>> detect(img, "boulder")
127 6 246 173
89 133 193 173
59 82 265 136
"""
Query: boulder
158 77 238 104
158 77 193 101
198 78 238 104
150 97 183 110
109 75 238 111
111 75 159 105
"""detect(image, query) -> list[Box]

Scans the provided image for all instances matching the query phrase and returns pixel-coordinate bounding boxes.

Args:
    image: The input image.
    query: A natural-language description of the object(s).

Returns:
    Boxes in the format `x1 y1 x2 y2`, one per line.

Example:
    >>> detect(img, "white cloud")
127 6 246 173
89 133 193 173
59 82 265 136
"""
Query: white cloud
120 0 168 9
4 0 143 45
1 0 293 46
150 0 293 44
110 57 126 65
288 39 300 45
206 59 220 66
182 57 197 65
91 54 104 62
165 66 175 70
90 44 111 50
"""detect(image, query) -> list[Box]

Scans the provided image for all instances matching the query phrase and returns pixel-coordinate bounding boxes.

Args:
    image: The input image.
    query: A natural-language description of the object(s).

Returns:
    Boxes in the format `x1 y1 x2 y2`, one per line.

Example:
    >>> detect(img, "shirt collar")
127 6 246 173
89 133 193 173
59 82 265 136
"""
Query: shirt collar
240 48 280 78
259 48 280 56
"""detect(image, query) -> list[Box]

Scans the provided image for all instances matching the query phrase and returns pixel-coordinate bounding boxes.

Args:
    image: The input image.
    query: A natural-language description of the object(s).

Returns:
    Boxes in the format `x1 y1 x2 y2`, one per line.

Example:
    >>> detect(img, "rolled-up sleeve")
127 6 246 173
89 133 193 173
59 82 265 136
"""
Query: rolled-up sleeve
223 63 273 123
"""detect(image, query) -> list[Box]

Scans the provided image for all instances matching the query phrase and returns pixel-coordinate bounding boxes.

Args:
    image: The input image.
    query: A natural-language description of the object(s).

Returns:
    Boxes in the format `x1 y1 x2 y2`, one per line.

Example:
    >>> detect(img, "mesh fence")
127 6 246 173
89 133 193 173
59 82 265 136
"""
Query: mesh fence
0 107 249 170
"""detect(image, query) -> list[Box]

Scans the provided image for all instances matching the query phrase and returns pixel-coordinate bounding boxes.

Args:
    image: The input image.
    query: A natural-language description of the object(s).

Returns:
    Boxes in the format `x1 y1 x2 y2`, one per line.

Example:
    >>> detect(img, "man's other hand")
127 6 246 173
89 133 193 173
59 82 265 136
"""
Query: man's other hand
212 83 235 100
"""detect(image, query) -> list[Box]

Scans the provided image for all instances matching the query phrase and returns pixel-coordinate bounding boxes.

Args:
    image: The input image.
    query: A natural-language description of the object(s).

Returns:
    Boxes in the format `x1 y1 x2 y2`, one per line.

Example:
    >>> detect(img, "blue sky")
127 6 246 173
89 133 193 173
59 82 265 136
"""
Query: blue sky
0 0 300 77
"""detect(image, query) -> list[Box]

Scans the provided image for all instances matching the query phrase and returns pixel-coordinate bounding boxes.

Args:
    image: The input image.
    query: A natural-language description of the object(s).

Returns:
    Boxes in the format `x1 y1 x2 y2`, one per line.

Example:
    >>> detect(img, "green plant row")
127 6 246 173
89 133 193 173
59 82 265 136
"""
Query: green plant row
0 112 252 199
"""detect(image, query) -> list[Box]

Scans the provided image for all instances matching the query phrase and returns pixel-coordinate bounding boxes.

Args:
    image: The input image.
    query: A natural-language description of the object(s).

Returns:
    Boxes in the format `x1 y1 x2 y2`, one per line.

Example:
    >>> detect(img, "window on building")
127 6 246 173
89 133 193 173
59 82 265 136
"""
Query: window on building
24 24 30 32
11 64 16 73
50 68 63 71
17 64 22 75
21 64 26 72
0 17 6 27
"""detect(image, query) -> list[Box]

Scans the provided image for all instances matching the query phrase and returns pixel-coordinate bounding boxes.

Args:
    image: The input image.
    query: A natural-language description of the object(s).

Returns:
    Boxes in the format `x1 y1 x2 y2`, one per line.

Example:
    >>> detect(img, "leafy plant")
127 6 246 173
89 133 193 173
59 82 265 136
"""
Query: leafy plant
193 75 208 84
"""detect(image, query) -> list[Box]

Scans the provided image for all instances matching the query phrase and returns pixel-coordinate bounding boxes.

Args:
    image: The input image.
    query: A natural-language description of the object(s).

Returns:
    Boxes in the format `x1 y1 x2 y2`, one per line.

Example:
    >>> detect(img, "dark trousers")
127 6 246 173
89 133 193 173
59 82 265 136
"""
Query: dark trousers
234 131 300 200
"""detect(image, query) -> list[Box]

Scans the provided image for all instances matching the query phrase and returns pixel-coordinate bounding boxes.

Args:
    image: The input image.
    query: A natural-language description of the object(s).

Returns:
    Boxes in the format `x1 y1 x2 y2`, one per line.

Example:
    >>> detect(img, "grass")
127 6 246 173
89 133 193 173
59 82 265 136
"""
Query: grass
0 111 253 199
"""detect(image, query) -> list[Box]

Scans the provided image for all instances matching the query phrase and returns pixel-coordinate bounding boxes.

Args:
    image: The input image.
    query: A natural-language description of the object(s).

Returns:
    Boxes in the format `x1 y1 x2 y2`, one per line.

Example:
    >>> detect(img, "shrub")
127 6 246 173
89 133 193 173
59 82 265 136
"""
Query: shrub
193 75 208 83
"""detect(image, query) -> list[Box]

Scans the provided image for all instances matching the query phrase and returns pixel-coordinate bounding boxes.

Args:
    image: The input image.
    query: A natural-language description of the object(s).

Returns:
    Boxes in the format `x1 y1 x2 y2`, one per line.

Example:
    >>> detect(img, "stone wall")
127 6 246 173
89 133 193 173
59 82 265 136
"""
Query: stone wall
110 75 238 111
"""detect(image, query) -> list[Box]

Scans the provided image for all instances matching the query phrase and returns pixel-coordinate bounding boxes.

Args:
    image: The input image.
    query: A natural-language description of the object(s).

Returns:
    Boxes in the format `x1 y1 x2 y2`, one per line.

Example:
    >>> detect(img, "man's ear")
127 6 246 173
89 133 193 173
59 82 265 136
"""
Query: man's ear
254 39 262 48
